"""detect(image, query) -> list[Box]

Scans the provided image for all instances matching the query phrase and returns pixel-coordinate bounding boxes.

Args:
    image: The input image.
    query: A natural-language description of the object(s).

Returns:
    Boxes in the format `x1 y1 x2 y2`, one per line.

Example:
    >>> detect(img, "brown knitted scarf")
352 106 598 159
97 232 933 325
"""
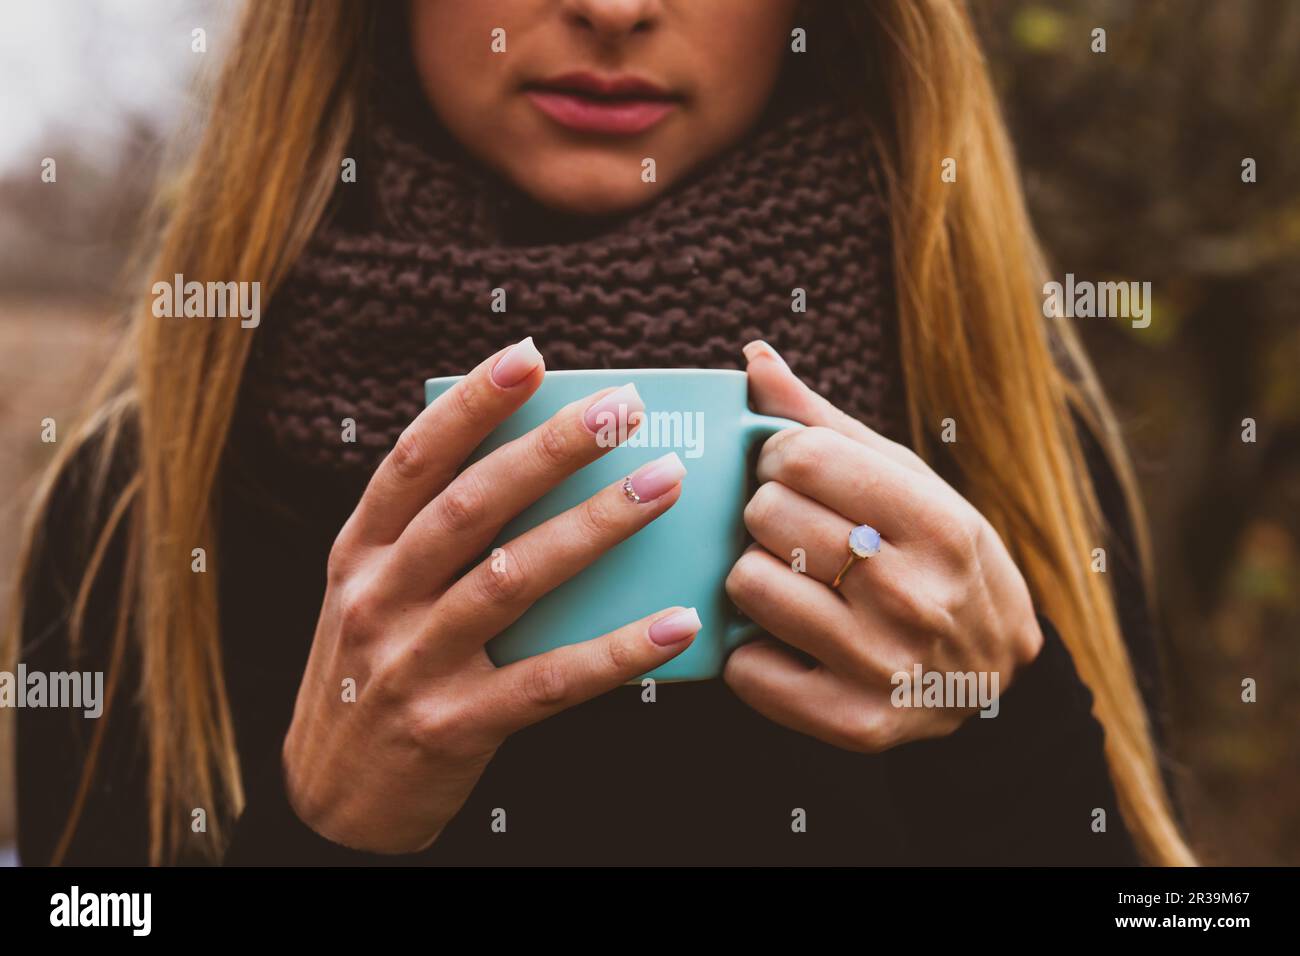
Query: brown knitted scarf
239 101 907 488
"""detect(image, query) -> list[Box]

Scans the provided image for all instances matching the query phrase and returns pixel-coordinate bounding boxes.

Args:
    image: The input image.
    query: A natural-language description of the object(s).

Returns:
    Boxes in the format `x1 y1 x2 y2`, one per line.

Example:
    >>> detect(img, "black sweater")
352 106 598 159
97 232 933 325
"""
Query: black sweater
16 411 1167 866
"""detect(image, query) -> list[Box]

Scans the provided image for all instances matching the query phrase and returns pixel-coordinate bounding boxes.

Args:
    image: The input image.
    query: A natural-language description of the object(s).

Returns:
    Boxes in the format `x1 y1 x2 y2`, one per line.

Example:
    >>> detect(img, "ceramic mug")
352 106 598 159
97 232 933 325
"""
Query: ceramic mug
424 368 799 682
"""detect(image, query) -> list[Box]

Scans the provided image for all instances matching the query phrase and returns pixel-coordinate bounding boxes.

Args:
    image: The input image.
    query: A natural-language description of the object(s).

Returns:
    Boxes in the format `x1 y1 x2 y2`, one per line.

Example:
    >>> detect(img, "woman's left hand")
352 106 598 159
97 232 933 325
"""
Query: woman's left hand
725 342 1045 752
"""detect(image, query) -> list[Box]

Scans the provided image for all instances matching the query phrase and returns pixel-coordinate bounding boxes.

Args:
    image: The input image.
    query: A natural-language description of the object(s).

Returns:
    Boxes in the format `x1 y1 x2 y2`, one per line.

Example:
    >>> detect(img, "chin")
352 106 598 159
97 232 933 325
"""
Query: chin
512 158 673 218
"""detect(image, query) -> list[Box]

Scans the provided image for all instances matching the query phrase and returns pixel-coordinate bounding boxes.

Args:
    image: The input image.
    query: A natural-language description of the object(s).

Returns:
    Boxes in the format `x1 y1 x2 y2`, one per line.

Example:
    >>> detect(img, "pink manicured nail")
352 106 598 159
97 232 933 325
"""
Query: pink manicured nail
742 339 789 370
583 383 644 435
491 337 542 388
626 452 686 503
648 607 701 646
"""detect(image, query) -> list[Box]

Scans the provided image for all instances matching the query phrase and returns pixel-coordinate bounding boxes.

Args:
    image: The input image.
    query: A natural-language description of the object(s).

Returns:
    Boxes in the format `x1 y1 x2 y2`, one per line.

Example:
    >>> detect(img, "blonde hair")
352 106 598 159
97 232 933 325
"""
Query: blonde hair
6 0 1194 864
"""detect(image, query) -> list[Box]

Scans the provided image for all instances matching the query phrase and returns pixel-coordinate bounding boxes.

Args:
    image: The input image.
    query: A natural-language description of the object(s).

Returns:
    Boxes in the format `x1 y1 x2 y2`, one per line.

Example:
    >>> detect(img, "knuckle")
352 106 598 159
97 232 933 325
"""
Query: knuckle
782 428 828 483
578 491 620 540
337 583 380 641
390 426 428 482
721 651 747 691
965 513 988 557
765 424 797 456
326 537 354 585
365 657 407 707
726 550 767 601
437 474 488 534
844 709 892 753
523 655 569 710
874 573 931 629
602 636 636 675
922 500 981 560
534 419 575 471
474 554 529 606
934 517 973 558
451 378 487 423
899 446 931 474
743 481 779 533
407 700 467 756
721 643 762 694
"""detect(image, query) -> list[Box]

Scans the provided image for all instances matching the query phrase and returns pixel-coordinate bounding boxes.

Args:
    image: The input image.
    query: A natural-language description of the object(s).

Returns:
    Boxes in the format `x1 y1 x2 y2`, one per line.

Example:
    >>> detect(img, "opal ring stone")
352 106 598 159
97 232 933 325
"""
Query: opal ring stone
832 524 881 589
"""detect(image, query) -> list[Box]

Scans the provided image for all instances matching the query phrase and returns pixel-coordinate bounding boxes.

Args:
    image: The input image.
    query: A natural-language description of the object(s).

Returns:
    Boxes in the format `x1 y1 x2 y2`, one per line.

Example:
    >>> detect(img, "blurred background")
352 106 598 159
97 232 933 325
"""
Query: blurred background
1 0 1296 865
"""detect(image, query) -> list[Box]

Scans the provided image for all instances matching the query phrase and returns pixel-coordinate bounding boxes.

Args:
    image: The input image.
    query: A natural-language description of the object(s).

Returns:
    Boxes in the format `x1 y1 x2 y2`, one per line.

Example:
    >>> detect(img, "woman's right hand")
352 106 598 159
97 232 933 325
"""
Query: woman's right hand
281 338 697 854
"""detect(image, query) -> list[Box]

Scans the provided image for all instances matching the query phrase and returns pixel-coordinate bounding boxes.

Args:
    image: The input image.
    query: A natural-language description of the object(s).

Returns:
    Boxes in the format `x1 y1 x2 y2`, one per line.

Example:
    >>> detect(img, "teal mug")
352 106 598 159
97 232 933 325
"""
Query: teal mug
423 368 799 682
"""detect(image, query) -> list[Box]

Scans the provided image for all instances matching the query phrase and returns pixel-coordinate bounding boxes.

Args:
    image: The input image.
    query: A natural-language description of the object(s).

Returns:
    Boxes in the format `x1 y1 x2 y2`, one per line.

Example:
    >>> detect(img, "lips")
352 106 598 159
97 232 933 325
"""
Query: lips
524 71 681 136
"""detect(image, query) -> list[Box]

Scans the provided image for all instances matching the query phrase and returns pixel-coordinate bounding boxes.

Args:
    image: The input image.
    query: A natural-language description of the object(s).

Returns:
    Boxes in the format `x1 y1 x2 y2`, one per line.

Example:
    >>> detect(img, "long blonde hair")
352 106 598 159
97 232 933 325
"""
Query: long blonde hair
7 0 1195 864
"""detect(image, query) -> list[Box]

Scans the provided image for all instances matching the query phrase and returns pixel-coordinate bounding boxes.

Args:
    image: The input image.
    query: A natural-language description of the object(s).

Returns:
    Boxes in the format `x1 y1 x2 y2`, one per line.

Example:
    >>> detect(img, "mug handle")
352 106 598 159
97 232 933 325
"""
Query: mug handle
723 411 804 652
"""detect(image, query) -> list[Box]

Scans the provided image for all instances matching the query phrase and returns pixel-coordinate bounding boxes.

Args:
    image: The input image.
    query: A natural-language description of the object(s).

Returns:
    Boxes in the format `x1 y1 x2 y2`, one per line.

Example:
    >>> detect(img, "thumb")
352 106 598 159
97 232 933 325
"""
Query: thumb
741 339 840 427
742 340 931 475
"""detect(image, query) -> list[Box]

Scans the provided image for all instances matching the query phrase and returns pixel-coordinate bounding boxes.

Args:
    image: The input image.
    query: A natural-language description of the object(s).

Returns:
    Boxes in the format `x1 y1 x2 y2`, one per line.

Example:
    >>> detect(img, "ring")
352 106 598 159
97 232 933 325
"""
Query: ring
832 524 881 589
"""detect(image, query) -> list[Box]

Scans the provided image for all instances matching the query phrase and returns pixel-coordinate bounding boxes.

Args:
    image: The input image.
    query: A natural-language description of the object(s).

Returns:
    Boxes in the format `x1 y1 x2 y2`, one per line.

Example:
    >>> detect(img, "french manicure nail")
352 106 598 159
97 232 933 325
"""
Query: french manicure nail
491 337 543 388
742 339 789 370
583 383 644 435
648 607 701 646
625 452 686 503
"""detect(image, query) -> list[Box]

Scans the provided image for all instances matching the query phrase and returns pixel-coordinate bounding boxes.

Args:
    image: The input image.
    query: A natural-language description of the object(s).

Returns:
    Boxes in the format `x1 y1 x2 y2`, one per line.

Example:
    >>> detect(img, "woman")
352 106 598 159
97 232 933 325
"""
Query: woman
9 0 1194 865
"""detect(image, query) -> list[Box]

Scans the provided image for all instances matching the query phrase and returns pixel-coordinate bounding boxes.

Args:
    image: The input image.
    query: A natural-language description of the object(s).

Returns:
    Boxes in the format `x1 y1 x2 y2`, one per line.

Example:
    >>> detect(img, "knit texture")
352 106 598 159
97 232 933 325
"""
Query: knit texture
240 101 906 482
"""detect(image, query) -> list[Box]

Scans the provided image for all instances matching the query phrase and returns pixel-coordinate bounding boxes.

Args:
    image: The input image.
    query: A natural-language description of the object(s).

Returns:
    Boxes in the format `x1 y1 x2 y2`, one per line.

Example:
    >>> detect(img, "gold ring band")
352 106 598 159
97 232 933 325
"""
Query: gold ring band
832 555 857 589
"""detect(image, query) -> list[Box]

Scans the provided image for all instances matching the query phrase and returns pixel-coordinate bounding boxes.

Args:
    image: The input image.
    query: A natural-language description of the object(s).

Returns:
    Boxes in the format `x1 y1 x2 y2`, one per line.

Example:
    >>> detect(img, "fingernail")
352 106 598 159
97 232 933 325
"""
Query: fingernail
742 339 789 370
583 383 644 435
648 607 701 646
491 337 543 388
626 452 686 503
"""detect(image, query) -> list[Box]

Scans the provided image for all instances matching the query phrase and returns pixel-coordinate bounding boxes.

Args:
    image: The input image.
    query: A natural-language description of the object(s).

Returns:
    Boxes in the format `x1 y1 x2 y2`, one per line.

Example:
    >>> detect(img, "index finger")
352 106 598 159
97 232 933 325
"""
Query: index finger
347 337 544 546
756 425 931 542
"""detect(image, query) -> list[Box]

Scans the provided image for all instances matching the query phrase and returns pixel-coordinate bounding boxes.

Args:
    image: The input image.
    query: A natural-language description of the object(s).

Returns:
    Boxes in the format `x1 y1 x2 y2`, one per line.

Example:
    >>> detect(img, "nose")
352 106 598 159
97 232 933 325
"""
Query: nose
562 0 661 41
